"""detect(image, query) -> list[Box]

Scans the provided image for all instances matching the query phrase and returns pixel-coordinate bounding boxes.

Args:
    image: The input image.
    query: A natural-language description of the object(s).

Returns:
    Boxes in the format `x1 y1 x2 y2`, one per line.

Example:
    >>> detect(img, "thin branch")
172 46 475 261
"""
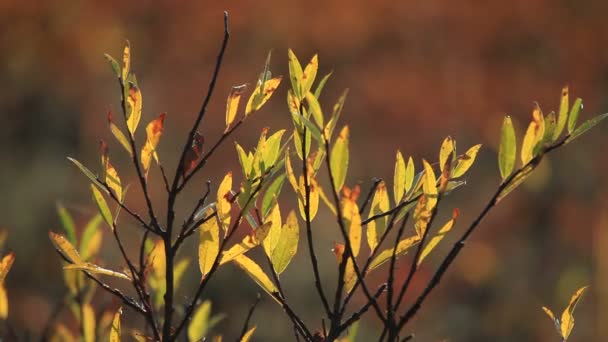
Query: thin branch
238 293 262 340
359 178 383 215
159 164 171 193
100 179 156 234
386 212 410 326
339 283 387 332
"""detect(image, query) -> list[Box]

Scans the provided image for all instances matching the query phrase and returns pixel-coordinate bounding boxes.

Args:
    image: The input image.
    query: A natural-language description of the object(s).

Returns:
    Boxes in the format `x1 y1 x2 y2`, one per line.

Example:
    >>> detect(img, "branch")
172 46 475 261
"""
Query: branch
238 293 262 340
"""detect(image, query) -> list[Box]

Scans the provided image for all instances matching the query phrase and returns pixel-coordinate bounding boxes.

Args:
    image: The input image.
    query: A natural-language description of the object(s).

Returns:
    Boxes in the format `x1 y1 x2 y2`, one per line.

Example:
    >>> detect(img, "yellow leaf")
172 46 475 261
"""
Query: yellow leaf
79 226 102 262
439 136 454 173
199 209 220 277
542 306 556 323
285 150 299 194
82 303 95 342
226 84 247 130
0 286 7 319
287 49 304 98
521 104 545 164
107 110 132 156
121 41 130 81
297 175 320 221
560 286 588 340
554 86 569 141
498 116 517 180
496 163 536 203
422 160 438 209
52 324 76 342
369 235 420 271
233 254 278 296
393 150 406 203
141 112 166 178
217 172 233 232
330 126 349 191
109 307 122 342
367 182 389 252
262 203 282 257
0 253 15 284
451 144 482 178
126 83 143 135
49 232 82 264
305 91 324 127
148 240 166 307
344 259 357 293
91 184 113 229
271 210 299 274
240 326 257 342
188 300 211 342
302 54 318 96
63 263 131 281
245 77 282 116
100 141 122 200
342 192 362 257
418 209 458 265
220 222 272 265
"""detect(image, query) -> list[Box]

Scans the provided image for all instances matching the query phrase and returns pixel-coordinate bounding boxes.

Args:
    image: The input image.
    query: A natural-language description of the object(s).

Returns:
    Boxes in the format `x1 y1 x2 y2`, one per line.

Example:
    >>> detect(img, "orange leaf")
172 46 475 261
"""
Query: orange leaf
100 141 122 200
141 112 166 177
182 132 205 178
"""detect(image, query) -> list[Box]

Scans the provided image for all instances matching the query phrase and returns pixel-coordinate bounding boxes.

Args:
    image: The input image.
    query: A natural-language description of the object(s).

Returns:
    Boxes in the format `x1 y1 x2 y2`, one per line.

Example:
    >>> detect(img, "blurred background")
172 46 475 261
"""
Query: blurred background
1 0 607 341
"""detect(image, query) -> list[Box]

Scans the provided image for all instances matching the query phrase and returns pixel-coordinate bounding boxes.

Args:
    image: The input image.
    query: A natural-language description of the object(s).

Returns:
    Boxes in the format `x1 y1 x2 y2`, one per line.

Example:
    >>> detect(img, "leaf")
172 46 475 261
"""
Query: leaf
404 156 415 195
141 112 166 178
217 172 233 232
560 286 588 340
82 303 95 342
245 77 282 116
297 174 320 221
49 232 82 264
543 111 557 147
174 258 190 290
367 181 389 252
233 254 278 296
236 143 253 178
100 141 123 200
0 286 7 319
240 326 256 342
498 116 517 180
369 235 420 270
496 163 536 203
451 144 482 178
262 203 282 257
262 174 286 218
91 184 113 229
566 112 608 144
198 209 220 278
554 86 569 141
189 300 211 342
292 111 323 144
56 203 77 245
67 157 107 192
226 84 247 130
567 98 583 134
521 104 545 164
422 160 438 209
439 136 454 173
63 263 131 281
305 91 324 127
261 129 286 170
418 208 458 265
104 54 121 79
109 307 122 342
314 71 332 99
78 215 102 261
0 253 15 284
121 41 130 81
126 83 143 135
342 191 362 257
287 49 304 98
107 110 132 156
344 258 357 293
220 222 272 265
270 210 299 274
292 126 311 160
302 54 318 95
393 150 406 204
330 126 349 191
323 89 348 140
182 132 205 177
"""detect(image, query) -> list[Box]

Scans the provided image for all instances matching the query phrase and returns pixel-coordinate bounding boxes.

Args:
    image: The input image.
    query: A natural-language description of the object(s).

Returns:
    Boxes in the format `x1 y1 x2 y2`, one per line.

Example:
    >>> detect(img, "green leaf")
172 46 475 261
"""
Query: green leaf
56 203 77 245
554 86 569 141
262 174 286 218
567 98 583 134
452 144 482 178
496 163 536 203
323 89 348 140
67 157 107 193
314 71 333 99
104 54 121 79
292 112 322 143
566 112 608 144
330 126 349 190
270 210 299 274
91 184 113 229
287 49 303 99
108 112 133 156
369 236 420 270
262 129 286 169
498 116 517 180
305 92 324 127
235 143 253 178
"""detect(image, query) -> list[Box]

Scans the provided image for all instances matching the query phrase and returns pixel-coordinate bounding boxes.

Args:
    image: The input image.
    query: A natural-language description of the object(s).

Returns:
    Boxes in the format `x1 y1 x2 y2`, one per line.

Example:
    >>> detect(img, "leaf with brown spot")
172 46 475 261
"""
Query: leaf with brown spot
141 112 166 178
126 83 142 135
226 84 247 131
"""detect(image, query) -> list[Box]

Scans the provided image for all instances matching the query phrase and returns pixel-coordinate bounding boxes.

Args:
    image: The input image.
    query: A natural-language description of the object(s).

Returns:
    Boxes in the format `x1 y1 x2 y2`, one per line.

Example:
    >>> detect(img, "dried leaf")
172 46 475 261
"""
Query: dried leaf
126 83 142 135
182 132 205 178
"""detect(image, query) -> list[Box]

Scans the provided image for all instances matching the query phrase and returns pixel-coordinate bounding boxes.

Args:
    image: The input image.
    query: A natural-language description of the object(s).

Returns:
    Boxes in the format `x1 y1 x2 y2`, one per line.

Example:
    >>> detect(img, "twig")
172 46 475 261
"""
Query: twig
339 283 387 332
238 293 262 340
359 178 383 215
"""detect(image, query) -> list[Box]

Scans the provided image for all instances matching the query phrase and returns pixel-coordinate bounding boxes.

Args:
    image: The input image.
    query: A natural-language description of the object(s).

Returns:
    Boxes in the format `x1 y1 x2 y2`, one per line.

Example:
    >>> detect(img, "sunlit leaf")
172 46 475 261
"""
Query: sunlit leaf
498 116 517 180
104 54 121 79
262 174 286 218
79 215 102 261
314 71 332 99
174 258 190 291
245 77 282 116
141 112 166 178
567 98 583 134
542 112 557 148
82 303 95 342
302 54 318 96
64 263 131 281
422 160 438 209
56 203 77 245
0 286 7 319
342 190 362 257
293 126 311 160
367 182 389 252
330 126 349 191
285 151 299 194
107 110 132 156
262 129 286 170
393 151 406 204
189 300 212 342
49 232 83 264
369 235 420 270
496 163 536 203
126 83 143 135
287 49 304 98
566 112 608 144
554 86 569 141
344 259 357 293
226 84 247 131
451 144 482 178
217 172 233 232
100 141 123 200
233 254 278 296
148 240 166 307
292 111 323 144
91 184 113 229
240 326 257 342
262 203 282 257
560 286 588 340
323 89 348 140
67 157 107 193
220 222 272 265
439 136 455 173
121 41 130 81
297 174 320 221
109 307 122 342
418 208 459 265
271 210 299 274
305 92 324 127
542 306 558 329
521 104 545 164
0 253 15 284
199 209 220 278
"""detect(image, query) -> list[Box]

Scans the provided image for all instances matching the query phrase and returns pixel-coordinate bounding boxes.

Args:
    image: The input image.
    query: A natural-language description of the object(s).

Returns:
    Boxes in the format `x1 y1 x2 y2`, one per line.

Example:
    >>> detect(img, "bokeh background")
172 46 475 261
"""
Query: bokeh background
1 1 607 341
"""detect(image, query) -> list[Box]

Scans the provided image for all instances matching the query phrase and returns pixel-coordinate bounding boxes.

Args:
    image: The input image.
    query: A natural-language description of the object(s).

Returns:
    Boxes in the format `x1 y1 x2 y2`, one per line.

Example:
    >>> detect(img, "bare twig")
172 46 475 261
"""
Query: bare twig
238 293 262 340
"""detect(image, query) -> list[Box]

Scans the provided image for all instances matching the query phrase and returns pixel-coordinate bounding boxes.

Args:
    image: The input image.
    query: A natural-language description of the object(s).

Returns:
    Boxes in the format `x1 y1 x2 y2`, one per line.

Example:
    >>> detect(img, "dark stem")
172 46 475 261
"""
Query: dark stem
238 293 262 340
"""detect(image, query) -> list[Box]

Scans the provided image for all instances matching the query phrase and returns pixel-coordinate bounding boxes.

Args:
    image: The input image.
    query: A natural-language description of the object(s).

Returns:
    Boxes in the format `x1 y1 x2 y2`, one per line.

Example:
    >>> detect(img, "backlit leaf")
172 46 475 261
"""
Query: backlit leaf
566 112 608 144
56 203 77 245
100 141 122 200
82 303 95 342
422 160 438 209
104 54 121 79
245 77 282 116
198 209 220 278
262 129 286 170
220 222 272 265
0 253 15 284
91 185 113 229
496 163 536 203
141 112 166 178
305 92 324 127
240 326 256 342
554 86 569 140
418 208 458 265
498 116 517 180
121 41 130 81
293 126 311 160
330 126 349 191
560 286 588 340
233 254 278 296
287 49 304 98
67 157 107 193
393 151 406 204
49 232 82 264
262 174 286 218
271 210 299 274
439 136 454 173
451 144 482 178
217 172 233 232
342 190 362 257
126 83 143 135
369 235 420 270
323 89 348 140
0 286 7 319
567 98 583 134
297 174 320 221
63 263 131 281
314 71 332 99
344 259 357 293
109 307 122 342
107 110 132 156
226 84 247 130
79 215 102 261
302 54 318 95
521 104 545 164
262 203 282 257
189 300 212 342
367 181 389 252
